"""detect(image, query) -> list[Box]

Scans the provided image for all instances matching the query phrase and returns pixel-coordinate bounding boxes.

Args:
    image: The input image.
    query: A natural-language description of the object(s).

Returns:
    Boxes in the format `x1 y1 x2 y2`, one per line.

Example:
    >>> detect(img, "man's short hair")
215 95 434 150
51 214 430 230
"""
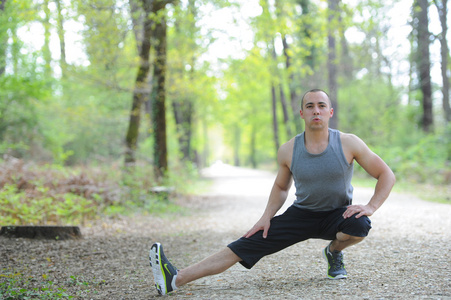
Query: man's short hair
301 89 331 108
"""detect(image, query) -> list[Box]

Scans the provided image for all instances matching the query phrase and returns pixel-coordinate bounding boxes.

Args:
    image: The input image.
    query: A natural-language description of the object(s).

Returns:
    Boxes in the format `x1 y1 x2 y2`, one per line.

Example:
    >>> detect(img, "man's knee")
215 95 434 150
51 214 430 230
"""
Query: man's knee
340 214 372 238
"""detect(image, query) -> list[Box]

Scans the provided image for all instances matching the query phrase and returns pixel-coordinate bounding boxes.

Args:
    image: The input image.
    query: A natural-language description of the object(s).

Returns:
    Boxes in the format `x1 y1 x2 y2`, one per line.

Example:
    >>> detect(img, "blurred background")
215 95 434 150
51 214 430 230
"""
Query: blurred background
0 0 450 225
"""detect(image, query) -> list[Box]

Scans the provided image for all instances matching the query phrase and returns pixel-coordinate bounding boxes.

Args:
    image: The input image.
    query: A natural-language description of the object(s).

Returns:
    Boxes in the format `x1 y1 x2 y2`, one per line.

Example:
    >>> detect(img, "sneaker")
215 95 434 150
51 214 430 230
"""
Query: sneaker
149 243 178 295
322 242 347 279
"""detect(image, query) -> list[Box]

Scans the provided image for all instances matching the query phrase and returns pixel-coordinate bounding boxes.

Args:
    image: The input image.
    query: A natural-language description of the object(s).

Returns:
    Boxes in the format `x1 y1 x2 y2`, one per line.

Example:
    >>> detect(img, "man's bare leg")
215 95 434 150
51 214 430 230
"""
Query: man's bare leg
329 232 364 252
176 247 241 287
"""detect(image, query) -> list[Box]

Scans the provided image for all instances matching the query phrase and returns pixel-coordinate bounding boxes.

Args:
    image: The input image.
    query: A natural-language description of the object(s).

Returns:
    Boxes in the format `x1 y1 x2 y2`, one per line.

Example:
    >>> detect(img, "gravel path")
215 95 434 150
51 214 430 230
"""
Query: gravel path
1 163 451 299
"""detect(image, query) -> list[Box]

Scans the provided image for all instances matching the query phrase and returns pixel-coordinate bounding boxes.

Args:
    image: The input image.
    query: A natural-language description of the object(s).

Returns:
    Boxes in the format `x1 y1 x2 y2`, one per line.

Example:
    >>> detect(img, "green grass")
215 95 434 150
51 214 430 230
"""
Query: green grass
393 181 451 204
0 270 107 299
352 174 451 205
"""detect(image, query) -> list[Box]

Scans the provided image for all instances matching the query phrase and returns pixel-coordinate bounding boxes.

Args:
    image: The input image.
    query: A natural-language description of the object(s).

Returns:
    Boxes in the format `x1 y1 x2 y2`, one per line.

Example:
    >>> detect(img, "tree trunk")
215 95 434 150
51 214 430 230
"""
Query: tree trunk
55 0 67 79
275 0 300 135
279 85 292 137
233 125 240 166
151 1 169 179
415 0 433 132
297 0 314 69
129 0 144 55
0 226 82 240
434 0 450 123
281 35 302 134
0 0 6 76
43 0 52 78
250 124 257 168
271 40 292 138
171 0 196 162
124 0 153 164
338 10 352 79
327 0 339 129
271 82 280 153
202 119 209 168
172 100 193 161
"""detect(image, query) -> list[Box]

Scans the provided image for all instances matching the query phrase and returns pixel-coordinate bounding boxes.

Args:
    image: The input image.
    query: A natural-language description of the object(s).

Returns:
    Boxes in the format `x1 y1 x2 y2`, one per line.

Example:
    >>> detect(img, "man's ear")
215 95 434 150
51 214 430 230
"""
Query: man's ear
300 109 304 119
329 107 334 118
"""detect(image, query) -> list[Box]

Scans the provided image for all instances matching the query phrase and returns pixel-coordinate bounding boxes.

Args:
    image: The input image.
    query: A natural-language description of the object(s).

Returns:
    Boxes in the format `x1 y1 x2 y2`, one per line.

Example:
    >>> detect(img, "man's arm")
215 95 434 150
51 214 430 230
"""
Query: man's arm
342 134 396 219
243 142 293 238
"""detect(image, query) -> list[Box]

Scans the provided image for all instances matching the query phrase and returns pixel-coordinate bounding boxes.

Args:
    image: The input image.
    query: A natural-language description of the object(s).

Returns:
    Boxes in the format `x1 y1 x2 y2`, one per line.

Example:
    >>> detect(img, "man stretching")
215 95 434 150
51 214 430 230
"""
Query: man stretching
149 89 396 295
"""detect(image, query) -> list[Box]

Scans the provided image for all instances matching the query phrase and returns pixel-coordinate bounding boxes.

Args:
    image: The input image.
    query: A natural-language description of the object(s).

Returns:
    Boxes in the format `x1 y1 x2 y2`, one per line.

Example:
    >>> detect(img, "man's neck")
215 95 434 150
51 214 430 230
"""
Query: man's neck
304 128 330 154
305 128 330 143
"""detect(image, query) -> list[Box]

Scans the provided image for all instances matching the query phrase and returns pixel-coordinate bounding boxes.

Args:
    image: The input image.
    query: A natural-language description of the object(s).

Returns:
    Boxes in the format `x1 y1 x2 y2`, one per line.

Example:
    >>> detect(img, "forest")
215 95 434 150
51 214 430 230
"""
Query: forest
0 0 450 225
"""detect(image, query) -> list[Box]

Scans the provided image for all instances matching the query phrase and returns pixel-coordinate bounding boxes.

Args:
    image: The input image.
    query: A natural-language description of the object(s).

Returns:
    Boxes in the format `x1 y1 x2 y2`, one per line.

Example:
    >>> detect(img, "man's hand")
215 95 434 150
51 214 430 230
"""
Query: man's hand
343 204 375 219
243 217 271 239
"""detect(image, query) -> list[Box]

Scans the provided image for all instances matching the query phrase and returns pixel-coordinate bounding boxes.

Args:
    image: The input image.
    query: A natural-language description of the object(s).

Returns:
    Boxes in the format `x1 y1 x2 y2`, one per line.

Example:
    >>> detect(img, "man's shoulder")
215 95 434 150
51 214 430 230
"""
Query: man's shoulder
339 131 368 156
279 138 294 156
278 136 297 167
282 136 297 147
339 131 361 144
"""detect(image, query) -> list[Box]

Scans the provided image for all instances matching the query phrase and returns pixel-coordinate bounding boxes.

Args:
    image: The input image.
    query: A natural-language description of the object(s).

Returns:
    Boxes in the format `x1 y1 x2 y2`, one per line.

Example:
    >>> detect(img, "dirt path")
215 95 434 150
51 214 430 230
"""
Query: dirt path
1 163 451 299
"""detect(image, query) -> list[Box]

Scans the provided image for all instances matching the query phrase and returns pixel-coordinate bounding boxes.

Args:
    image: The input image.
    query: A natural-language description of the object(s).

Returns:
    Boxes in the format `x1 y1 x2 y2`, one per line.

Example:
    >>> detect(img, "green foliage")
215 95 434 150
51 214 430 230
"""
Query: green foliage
0 272 72 299
340 76 450 185
220 48 275 166
0 184 97 225
0 74 51 158
372 128 450 184
0 157 203 225
0 271 107 299
338 76 401 146
0 0 449 190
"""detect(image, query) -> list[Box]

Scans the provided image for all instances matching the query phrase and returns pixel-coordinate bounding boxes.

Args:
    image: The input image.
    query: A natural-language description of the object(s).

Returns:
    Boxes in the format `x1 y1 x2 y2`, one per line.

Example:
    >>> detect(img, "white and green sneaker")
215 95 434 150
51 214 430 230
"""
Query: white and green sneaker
149 243 178 295
322 242 347 279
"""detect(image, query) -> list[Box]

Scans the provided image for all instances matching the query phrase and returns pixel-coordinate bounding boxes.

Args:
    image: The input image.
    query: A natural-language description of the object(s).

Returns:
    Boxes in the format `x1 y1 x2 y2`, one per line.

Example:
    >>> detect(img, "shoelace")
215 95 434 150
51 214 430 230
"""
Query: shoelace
330 251 344 271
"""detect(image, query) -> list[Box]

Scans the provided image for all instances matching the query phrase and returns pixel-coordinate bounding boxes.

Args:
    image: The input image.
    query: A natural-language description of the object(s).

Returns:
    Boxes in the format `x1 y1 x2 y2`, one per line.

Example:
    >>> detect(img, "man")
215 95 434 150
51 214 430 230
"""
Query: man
149 88 396 295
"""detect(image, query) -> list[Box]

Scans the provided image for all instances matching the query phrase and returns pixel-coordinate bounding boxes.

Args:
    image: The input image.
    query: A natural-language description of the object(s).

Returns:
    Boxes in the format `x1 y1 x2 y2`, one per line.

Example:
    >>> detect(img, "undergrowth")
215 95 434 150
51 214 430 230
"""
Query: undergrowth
352 172 451 204
0 157 200 226
0 271 104 299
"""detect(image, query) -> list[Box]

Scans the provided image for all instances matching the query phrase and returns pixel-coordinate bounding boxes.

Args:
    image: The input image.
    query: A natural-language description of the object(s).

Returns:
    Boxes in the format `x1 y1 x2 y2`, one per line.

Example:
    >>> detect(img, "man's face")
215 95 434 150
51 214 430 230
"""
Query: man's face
300 91 334 130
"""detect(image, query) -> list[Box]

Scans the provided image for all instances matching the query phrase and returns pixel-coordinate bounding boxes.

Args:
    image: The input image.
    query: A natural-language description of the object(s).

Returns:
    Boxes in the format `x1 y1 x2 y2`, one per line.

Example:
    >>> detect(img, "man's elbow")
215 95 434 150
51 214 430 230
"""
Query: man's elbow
385 168 396 187
375 167 396 187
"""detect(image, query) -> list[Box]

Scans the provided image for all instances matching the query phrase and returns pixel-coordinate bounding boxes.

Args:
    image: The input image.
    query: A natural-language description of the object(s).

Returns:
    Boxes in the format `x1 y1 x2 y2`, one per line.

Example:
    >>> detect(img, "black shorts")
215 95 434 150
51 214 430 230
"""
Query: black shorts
227 205 371 269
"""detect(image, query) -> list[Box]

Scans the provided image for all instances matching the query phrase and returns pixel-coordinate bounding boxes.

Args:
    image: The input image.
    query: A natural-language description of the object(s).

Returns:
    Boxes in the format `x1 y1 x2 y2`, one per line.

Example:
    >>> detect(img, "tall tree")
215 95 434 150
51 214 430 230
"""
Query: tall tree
327 0 339 129
296 0 315 70
338 3 352 79
433 0 450 123
151 0 171 179
270 82 280 151
171 0 196 162
414 0 433 132
55 0 67 78
261 0 281 152
42 0 52 78
125 0 154 164
274 0 293 138
0 0 6 76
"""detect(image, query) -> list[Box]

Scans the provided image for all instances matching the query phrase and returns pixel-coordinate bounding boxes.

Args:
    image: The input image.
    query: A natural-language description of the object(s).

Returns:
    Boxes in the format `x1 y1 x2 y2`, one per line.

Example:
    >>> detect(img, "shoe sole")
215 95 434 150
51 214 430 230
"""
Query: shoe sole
149 243 166 295
322 247 347 280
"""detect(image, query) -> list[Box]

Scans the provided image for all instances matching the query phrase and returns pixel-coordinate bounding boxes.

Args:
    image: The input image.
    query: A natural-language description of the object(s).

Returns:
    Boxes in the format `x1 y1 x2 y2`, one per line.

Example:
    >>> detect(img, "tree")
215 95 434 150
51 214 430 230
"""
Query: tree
55 0 67 79
433 0 450 123
124 0 173 179
151 0 171 179
0 0 7 76
221 50 273 168
170 0 197 162
414 0 433 132
42 0 52 78
274 0 293 138
125 0 154 164
327 0 339 129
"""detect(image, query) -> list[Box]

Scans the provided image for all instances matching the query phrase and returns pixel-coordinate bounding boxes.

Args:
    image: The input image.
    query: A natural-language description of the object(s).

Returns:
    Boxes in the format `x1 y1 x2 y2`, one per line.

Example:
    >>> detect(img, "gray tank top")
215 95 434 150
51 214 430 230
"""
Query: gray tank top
290 128 353 211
